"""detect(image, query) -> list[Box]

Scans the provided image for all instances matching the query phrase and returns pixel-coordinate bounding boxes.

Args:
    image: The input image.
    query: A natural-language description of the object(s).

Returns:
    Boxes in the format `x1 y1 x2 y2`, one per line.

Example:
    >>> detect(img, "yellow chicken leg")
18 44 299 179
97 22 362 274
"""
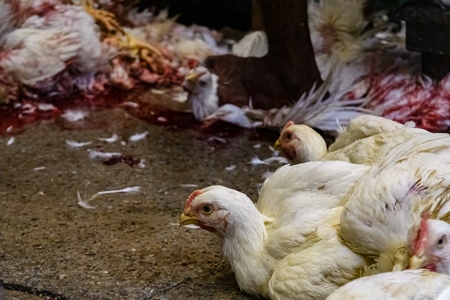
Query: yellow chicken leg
82 0 124 35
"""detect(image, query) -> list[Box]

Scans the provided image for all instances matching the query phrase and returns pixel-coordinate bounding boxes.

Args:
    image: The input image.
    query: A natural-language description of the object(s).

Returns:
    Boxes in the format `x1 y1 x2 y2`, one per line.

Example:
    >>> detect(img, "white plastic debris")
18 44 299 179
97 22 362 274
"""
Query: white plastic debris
98 134 119 143
88 149 122 159
61 109 89 122
6 137 15 146
66 140 92 148
225 165 236 171
129 131 149 142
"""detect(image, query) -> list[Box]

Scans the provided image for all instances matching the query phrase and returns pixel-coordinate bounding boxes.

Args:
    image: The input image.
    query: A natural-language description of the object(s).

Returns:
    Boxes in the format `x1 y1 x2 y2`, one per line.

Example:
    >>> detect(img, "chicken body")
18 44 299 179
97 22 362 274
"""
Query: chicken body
339 131 450 274
179 161 370 300
326 269 450 300
275 115 417 165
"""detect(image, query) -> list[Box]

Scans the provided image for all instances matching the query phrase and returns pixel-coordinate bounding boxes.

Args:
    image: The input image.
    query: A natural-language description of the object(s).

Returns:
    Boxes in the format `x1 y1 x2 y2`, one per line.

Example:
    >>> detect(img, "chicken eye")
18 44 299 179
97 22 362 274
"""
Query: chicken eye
285 133 292 141
199 80 207 87
201 204 213 215
437 235 447 248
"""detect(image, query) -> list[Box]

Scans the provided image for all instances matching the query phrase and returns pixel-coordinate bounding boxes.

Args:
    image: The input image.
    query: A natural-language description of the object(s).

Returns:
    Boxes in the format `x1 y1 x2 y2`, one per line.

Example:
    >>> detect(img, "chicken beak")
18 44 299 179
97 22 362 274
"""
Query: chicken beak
409 254 427 269
185 73 200 84
274 140 283 151
179 212 200 227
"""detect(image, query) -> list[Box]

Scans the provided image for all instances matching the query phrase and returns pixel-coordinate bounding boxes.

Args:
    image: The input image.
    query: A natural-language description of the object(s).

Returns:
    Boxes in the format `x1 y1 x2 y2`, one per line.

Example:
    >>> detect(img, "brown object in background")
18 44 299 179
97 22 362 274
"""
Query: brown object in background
206 0 323 110
252 0 263 30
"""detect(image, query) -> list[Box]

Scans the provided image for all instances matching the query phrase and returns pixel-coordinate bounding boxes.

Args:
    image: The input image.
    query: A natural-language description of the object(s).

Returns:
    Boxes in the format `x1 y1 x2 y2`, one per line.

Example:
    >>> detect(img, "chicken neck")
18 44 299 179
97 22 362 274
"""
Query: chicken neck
221 204 275 297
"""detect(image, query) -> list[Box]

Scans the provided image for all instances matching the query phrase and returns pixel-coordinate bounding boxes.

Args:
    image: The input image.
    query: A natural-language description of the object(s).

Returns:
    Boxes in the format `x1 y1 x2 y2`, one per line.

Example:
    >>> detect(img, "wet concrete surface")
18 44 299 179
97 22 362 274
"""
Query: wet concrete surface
0 108 284 299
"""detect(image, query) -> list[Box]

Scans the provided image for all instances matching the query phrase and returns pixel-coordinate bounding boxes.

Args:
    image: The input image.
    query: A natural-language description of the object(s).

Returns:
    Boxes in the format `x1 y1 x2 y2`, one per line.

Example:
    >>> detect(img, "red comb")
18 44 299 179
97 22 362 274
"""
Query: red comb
282 121 295 131
185 190 202 207
413 214 430 255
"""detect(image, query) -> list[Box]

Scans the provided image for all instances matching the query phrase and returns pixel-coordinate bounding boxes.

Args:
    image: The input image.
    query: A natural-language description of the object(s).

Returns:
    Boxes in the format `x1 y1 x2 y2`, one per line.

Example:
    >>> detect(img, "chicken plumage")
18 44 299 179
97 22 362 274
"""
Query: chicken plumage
179 161 370 300
339 131 450 274
274 115 415 165
326 269 450 300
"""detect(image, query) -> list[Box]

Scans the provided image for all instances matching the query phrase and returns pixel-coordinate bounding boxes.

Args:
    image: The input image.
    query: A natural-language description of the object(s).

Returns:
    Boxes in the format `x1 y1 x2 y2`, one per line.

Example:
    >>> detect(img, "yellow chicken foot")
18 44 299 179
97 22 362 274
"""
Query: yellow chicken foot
124 34 162 73
82 0 124 35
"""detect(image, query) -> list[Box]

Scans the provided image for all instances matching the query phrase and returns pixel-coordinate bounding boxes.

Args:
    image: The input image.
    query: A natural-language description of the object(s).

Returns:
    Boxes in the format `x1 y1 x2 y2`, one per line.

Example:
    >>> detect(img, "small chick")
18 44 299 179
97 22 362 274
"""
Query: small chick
409 217 450 275
274 120 328 164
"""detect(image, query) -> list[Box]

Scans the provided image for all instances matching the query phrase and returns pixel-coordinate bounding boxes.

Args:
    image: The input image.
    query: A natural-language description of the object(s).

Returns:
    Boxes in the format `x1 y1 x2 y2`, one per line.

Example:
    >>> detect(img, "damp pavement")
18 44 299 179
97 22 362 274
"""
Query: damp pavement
0 107 285 299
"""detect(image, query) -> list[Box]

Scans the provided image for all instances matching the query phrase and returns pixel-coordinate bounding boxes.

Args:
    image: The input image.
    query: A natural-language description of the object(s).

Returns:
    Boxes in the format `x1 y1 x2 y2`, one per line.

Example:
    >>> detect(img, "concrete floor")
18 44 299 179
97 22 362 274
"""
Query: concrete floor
0 108 284 299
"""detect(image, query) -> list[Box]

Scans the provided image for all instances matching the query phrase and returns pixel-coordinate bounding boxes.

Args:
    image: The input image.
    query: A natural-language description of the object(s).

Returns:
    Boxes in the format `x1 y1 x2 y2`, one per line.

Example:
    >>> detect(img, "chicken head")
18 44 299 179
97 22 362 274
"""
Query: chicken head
274 121 328 164
179 186 257 236
409 218 450 275
183 66 219 121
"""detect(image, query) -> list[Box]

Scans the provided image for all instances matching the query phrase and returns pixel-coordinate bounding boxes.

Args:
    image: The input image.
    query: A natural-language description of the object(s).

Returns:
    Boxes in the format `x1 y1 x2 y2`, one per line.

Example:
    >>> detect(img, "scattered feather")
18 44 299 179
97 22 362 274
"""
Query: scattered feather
92 186 141 198
66 140 92 148
129 131 149 142
33 166 46 171
268 146 275 152
6 137 14 146
182 224 200 229
207 136 227 144
121 101 139 108
38 103 56 111
77 191 96 209
138 159 146 168
88 149 122 159
225 165 236 171
180 184 199 188
157 116 168 122
172 92 188 103
6 125 13 132
262 171 274 180
98 134 119 143
151 89 166 94
61 109 89 122
250 155 289 165
253 144 261 149
250 156 269 165
263 157 289 164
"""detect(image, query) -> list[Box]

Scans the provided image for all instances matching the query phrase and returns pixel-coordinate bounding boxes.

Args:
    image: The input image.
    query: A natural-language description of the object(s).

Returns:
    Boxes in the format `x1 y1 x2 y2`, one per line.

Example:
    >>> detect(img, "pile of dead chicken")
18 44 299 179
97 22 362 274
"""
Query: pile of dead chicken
0 0 229 104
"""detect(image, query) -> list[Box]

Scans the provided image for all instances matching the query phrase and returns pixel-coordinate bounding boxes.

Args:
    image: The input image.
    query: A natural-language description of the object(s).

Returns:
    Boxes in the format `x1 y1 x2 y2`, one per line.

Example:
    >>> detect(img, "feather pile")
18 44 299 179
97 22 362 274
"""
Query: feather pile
0 0 232 106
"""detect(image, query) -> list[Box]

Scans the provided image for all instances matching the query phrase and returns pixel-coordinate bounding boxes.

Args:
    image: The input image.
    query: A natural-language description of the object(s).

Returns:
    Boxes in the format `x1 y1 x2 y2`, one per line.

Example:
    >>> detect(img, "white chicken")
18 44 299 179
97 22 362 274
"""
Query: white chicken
183 29 269 122
326 269 450 300
179 160 370 300
274 114 416 165
0 0 111 96
339 131 450 274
